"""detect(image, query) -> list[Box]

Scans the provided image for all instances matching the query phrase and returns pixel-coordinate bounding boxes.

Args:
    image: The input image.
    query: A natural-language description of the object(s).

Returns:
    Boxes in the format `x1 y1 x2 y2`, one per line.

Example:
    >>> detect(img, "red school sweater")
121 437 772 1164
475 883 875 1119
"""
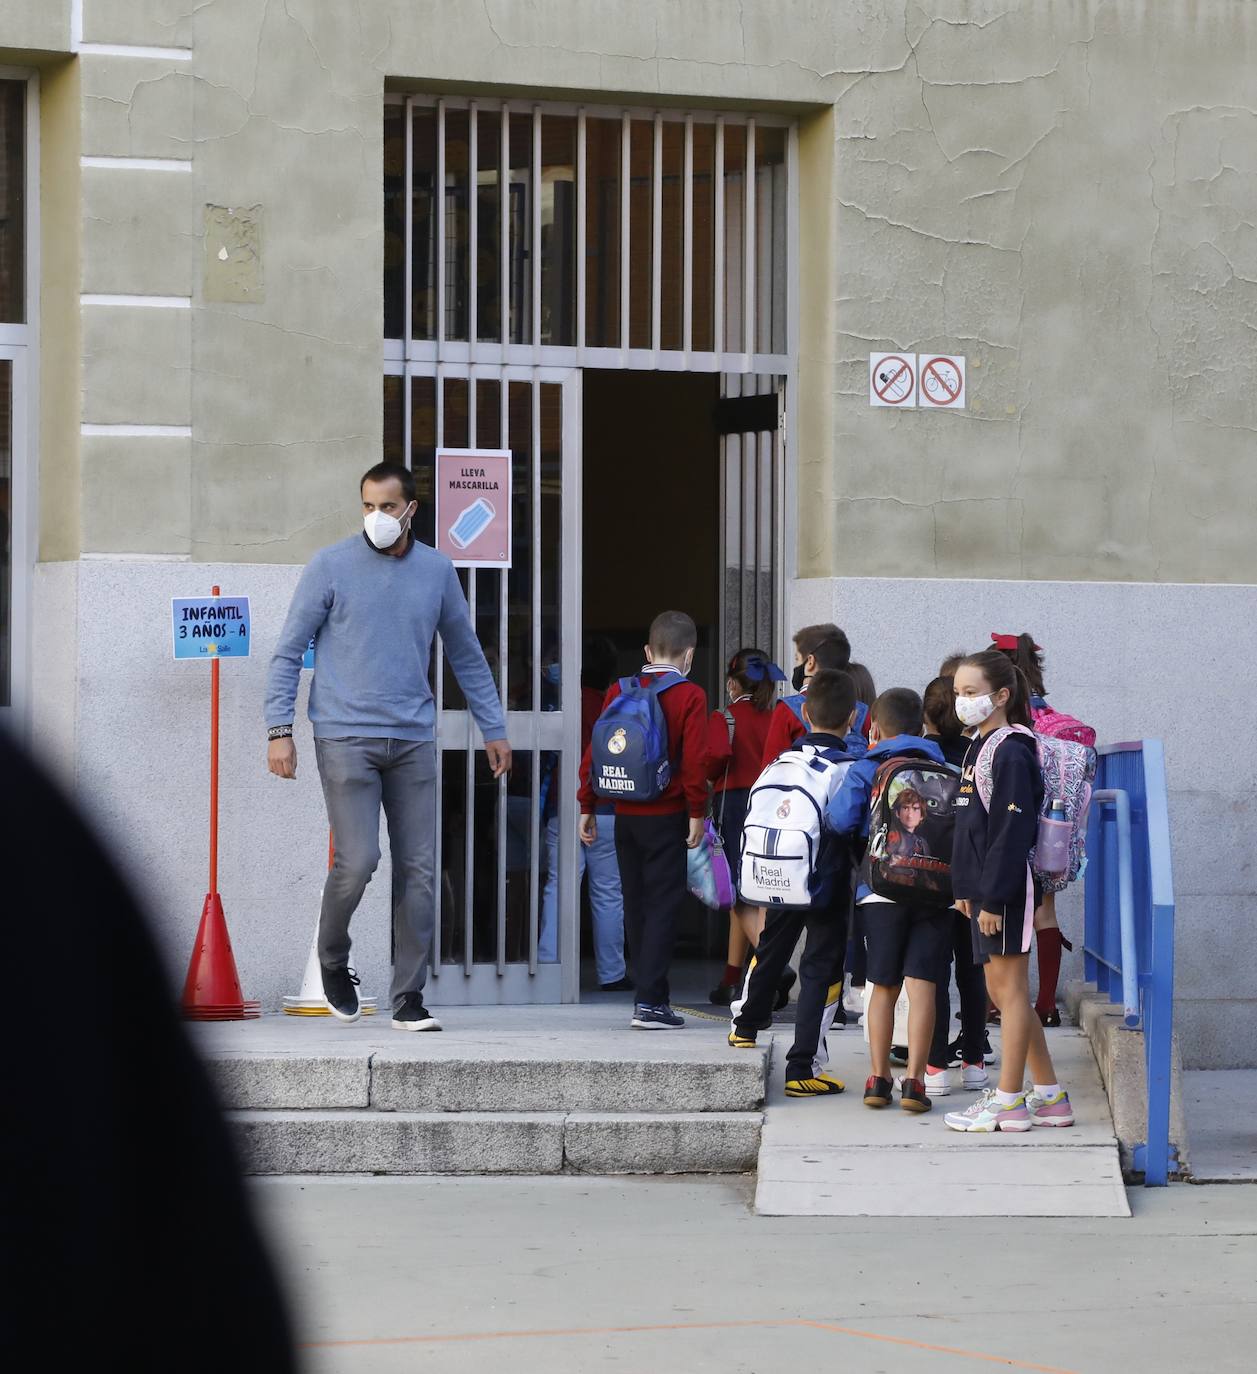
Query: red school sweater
761 697 807 767
577 670 711 818
706 698 775 792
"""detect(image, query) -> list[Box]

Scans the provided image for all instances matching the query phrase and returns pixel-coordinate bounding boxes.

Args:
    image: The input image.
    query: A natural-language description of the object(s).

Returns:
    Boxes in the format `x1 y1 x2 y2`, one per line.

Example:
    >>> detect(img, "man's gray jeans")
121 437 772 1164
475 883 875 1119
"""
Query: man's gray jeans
314 736 437 1010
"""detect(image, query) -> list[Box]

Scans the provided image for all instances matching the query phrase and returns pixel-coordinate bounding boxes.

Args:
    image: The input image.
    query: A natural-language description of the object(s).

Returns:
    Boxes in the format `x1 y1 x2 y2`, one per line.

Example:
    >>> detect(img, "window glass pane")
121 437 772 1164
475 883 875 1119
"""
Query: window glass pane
383 375 403 465
540 116 576 346
691 121 715 353
383 105 405 339
410 374 437 545
539 383 562 710
0 81 24 325
443 109 470 342
411 108 438 340
471 748 503 964
584 118 621 347
505 750 538 965
476 110 502 342
755 125 788 354
0 360 11 705
472 377 503 698
439 749 468 966
628 120 653 349
722 124 746 353
659 120 684 351
441 377 470 709
509 114 533 344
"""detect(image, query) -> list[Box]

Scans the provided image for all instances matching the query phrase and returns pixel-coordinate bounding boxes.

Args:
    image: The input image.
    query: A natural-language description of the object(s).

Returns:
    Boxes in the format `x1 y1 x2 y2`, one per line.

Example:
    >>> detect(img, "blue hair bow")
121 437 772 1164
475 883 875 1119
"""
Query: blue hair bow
742 656 787 684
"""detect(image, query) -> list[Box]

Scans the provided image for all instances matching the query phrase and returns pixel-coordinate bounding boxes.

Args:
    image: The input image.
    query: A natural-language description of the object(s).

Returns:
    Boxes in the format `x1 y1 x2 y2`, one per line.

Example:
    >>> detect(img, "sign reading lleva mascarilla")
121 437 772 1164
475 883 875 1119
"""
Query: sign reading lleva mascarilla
172 597 252 660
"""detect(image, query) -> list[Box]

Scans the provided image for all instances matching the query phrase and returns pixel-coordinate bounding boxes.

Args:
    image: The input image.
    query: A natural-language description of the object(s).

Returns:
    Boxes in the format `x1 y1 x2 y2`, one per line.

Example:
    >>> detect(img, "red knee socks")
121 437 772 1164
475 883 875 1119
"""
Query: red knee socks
1035 928 1066 1013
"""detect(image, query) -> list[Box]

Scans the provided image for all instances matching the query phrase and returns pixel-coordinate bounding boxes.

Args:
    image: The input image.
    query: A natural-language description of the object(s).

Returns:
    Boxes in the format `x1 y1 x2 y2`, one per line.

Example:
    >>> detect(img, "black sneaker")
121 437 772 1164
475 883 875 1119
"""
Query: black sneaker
391 992 442 1032
901 1077 932 1113
321 964 361 1023
863 1074 895 1108
709 982 738 1006
889 1044 909 1067
631 1003 684 1029
599 977 633 992
774 964 798 1012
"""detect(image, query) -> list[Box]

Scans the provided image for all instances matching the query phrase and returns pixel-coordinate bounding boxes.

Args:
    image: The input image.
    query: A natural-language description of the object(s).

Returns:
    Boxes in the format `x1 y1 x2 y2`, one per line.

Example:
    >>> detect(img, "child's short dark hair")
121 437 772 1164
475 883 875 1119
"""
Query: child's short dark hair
872 687 924 738
809 637 850 673
795 622 850 665
648 610 697 658
802 669 856 733
938 650 967 678
923 675 964 740
847 661 876 706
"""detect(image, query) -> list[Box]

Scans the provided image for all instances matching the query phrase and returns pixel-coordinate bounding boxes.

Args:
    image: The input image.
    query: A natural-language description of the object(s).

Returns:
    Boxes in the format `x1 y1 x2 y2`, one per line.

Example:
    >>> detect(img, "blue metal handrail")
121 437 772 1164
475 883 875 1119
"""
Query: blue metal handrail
1083 740 1177 1186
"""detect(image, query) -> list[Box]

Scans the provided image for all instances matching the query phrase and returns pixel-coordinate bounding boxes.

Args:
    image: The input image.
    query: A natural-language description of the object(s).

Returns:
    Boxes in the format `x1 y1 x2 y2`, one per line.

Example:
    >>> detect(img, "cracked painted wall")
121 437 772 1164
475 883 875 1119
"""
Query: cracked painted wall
26 0 1251 579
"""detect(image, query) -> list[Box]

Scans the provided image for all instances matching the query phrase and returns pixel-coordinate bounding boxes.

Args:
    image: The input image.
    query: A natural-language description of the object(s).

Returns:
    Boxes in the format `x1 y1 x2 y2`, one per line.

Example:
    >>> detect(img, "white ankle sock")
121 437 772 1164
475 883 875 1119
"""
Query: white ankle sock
995 1088 1022 1106
1033 1082 1062 1099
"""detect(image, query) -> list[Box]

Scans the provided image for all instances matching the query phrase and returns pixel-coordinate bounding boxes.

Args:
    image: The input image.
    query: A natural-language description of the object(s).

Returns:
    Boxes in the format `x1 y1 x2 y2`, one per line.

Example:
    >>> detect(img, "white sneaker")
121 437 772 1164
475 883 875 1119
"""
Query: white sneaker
842 981 865 1017
925 1068 951 1097
962 1063 990 1091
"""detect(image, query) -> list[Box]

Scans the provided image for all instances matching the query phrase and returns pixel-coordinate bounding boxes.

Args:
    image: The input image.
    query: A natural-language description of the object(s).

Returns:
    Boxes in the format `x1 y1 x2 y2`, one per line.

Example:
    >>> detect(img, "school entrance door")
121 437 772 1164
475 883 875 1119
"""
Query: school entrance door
383 95 795 1002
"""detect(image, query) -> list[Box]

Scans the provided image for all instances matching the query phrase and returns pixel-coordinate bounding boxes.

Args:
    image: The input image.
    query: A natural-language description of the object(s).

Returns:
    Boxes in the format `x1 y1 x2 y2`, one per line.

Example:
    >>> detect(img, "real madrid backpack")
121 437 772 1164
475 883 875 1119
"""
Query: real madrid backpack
589 672 685 802
739 743 853 907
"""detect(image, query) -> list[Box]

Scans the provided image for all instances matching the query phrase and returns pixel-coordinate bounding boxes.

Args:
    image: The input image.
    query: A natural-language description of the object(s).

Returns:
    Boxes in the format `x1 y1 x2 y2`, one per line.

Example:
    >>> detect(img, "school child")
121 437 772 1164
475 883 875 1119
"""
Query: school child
921 675 990 1096
827 688 954 1113
991 632 1094 1026
841 662 877 1014
577 611 709 1029
944 650 1074 1132
763 632 867 765
706 648 786 1005
727 670 859 1096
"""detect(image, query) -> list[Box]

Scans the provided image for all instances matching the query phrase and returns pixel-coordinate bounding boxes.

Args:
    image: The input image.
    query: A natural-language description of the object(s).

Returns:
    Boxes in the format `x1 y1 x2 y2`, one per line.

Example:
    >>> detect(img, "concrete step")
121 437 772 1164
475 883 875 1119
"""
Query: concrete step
753 1026 1131 1217
198 1009 769 1114
229 1109 763 1175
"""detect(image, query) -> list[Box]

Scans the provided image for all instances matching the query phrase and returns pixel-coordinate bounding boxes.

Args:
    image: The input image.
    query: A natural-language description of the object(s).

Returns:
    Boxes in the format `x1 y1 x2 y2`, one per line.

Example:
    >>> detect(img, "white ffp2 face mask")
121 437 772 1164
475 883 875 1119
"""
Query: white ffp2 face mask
364 504 413 550
954 693 997 728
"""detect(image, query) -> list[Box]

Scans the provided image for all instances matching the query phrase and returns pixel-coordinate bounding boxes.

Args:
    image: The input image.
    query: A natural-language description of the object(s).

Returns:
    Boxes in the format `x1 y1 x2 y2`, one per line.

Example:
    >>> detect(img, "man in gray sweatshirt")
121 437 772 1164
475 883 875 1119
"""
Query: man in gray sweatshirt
265 462 510 1030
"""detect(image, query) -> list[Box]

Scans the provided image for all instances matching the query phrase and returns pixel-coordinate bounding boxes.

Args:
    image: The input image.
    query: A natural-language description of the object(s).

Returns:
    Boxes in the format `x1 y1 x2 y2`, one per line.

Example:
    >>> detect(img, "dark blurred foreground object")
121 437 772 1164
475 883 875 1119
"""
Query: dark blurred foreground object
1 731 297 1371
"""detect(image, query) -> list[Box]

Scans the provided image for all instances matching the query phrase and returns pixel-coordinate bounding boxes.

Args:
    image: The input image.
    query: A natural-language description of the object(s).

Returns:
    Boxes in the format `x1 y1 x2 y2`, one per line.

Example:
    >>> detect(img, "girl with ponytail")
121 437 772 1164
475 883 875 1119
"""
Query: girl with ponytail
943 650 1074 1133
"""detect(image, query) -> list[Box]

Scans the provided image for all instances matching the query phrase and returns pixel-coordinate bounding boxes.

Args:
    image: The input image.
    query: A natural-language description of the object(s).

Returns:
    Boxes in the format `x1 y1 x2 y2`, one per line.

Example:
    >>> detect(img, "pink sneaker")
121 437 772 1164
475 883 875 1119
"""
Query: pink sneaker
943 1089 1032 1133
1027 1089 1075 1127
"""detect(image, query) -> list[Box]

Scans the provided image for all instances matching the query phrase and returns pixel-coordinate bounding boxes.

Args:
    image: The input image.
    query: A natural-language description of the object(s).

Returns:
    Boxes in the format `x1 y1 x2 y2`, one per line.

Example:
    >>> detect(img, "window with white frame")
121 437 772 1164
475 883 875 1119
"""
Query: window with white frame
0 76 30 713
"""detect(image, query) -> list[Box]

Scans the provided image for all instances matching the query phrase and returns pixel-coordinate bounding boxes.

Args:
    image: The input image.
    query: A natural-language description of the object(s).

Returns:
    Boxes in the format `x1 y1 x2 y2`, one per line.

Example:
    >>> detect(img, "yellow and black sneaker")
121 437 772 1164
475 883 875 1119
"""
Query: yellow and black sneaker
784 1073 845 1097
728 1025 758 1049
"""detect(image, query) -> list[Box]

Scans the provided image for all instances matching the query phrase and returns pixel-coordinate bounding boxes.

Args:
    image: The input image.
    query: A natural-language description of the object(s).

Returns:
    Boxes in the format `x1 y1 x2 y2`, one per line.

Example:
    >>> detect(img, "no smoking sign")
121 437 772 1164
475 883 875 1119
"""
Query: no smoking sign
869 353 916 407
868 352 966 409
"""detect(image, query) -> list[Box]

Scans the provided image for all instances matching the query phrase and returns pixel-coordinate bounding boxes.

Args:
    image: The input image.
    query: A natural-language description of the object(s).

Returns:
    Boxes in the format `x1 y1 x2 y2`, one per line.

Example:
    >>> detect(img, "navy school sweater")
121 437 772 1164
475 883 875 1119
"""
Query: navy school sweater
951 728 1044 915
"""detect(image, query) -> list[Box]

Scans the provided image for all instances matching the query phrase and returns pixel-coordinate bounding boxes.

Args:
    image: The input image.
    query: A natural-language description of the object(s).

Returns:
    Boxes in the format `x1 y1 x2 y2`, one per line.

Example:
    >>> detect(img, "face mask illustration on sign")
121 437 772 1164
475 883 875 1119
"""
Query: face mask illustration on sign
449 498 496 550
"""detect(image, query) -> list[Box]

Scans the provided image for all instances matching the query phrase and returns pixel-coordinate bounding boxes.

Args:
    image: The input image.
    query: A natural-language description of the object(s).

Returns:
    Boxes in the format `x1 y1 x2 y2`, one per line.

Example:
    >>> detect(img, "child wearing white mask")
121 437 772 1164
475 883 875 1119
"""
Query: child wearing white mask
944 650 1074 1134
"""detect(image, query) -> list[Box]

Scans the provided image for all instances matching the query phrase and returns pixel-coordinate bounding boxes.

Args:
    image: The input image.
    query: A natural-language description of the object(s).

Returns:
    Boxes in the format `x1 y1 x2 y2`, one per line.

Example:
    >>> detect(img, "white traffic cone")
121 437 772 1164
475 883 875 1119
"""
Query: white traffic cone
282 913 377 1016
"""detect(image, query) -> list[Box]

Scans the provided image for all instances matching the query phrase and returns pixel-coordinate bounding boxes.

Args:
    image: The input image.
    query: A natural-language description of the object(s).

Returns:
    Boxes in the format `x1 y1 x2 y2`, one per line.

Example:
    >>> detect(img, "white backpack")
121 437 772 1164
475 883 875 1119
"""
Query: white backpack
739 744 853 907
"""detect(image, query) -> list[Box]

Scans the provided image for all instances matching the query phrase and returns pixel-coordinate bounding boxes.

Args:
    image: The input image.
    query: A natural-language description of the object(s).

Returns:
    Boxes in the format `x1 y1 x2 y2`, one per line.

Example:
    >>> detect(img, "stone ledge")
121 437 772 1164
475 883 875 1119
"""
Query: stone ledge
563 1112 763 1174
1064 982 1191 1179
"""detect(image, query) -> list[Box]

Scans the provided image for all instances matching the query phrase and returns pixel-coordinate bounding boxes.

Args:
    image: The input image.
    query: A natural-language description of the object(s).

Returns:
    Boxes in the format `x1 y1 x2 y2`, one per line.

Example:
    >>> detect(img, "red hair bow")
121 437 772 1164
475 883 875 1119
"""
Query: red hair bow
991 632 1040 652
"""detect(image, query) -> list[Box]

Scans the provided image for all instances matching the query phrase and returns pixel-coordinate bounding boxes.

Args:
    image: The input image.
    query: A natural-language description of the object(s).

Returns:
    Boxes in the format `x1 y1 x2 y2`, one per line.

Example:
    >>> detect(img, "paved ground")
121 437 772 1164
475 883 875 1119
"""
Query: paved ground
254 1175 1257 1374
1183 1070 1257 1181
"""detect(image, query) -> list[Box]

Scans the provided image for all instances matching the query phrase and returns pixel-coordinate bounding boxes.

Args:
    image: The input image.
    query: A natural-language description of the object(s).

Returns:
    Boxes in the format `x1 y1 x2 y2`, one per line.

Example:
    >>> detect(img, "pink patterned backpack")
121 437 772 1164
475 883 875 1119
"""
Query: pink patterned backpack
974 725 1096 893
1030 701 1097 749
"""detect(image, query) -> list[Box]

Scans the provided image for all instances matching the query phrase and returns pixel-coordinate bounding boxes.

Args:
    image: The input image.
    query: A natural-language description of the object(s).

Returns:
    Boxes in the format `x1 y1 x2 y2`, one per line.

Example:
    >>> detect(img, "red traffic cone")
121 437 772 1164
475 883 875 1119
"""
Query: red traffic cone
181 892 260 1020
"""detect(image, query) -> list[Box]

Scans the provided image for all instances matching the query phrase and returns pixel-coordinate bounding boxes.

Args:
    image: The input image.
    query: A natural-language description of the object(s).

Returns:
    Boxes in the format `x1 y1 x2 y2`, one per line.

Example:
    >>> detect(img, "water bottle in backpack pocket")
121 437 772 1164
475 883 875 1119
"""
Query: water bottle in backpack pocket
974 726 1097 893
738 744 853 907
590 672 683 802
865 756 961 907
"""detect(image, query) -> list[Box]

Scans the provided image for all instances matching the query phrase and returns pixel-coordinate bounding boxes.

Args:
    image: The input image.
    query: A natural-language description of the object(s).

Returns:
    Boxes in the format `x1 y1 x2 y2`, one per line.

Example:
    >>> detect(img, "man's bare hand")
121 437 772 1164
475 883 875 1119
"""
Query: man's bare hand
687 817 706 850
268 738 297 779
485 739 513 778
579 813 597 847
956 899 971 919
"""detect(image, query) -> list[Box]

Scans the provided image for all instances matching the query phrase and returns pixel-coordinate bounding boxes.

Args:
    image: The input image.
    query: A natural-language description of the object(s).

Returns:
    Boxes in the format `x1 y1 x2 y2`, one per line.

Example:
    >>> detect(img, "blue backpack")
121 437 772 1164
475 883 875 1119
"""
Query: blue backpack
590 672 684 801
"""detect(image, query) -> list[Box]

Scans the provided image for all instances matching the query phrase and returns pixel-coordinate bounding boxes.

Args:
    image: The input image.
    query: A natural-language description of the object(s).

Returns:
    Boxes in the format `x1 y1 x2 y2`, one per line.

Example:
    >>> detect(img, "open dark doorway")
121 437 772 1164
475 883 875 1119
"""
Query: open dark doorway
579 369 723 991
582 369 722 698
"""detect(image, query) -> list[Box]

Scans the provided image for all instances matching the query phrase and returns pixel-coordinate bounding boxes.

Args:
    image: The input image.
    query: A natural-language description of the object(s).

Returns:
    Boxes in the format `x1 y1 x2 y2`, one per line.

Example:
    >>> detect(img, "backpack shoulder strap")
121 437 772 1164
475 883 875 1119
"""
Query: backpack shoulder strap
646 670 684 695
784 694 806 722
721 706 736 743
973 726 1024 810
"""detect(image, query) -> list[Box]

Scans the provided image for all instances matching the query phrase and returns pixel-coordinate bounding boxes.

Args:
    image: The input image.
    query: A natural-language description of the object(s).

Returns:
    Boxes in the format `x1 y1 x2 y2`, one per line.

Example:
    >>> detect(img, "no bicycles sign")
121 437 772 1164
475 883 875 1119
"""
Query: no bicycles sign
869 352 966 409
